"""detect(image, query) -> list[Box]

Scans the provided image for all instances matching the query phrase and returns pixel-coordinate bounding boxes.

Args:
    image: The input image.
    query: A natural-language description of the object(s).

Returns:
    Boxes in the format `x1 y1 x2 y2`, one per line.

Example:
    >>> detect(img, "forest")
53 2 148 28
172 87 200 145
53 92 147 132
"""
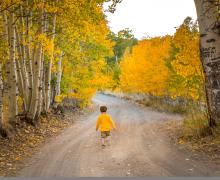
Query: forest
0 0 220 177
0 0 219 137
0 0 117 136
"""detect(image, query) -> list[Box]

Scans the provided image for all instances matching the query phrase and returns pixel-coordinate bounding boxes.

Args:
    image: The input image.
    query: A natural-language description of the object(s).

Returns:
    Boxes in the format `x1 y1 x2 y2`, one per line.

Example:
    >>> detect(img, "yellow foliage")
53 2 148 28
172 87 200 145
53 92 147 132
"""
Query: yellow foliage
169 20 205 101
120 36 171 96
36 34 54 58
119 20 205 102
172 25 203 78
54 0 114 106
69 88 96 108
54 94 67 103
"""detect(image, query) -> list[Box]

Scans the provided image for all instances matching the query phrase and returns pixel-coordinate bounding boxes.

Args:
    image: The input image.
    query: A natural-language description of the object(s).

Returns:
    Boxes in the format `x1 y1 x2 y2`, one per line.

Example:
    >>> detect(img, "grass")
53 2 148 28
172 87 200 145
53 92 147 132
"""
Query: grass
182 113 214 139
108 92 220 148
117 92 220 162
134 97 188 114
164 112 220 162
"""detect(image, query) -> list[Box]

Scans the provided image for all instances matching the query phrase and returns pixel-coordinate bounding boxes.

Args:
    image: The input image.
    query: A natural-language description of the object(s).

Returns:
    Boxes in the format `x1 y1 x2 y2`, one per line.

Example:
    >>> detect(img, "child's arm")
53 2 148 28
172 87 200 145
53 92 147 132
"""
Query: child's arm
96 117 100 131
110 117 116 130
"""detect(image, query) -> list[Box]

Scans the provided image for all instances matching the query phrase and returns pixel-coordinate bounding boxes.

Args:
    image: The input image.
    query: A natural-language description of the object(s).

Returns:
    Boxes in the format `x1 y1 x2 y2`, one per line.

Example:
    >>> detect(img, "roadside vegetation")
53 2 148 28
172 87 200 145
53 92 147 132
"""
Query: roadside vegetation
103 17 220 152
0 0 220 176
0 0 118 138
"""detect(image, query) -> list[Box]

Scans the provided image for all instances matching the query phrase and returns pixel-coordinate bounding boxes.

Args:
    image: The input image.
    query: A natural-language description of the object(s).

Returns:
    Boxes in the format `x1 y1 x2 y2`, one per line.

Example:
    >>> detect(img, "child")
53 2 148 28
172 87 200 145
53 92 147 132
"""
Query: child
96 106 116 147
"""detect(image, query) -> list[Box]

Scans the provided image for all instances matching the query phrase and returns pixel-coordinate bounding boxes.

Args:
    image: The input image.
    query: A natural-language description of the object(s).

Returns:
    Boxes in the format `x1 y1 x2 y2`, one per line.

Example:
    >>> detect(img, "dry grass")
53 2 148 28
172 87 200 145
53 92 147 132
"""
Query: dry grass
129 97 188 115
182 113 214 139
164 114 220 162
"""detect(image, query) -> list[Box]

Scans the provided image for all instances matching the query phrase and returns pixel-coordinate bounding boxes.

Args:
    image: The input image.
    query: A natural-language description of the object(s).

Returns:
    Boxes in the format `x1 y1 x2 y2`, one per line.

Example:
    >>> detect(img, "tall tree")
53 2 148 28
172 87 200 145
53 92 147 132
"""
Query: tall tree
194 0 220 126
106 29 137 88
7 9 18 125
0 0 121 136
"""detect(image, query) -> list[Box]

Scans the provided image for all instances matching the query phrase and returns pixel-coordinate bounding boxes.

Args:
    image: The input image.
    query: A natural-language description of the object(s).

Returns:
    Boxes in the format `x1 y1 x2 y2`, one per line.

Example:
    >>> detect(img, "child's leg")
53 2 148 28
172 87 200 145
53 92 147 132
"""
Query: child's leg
101 138 105 146
106 136 111 145
106 131 111 145
100 132 105 146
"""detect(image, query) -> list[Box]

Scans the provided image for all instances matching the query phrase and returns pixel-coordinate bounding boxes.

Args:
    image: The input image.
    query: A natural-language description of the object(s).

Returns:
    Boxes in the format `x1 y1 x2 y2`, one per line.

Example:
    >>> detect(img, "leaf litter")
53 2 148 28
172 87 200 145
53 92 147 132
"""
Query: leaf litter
0 110 83 177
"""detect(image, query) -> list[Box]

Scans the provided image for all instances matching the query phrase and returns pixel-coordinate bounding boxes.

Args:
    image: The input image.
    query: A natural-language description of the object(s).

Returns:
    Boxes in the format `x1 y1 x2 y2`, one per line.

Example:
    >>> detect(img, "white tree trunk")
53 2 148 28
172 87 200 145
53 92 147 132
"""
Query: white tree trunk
15 26 28 111
1 12 8 128
42 62 46 113
25 10 33 110
55 51 63 96
35 51 44 120
8 11 18 125
15 56 24 100
45 13 56 112
26 43 42 122
194 0 220 126
18 6 30 112
0 63 4 131
26 9 44 122
2 12 10 114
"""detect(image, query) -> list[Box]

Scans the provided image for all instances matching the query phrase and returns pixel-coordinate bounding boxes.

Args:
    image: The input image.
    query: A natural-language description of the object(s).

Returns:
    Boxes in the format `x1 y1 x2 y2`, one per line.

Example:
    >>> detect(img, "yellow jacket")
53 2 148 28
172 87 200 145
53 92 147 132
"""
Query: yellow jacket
96 113 116 132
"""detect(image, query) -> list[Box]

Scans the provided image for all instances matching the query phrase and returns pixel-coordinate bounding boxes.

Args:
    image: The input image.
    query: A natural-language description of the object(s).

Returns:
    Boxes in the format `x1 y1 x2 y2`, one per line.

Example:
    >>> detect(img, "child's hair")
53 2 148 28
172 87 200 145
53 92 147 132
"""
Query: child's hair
100 106 107 112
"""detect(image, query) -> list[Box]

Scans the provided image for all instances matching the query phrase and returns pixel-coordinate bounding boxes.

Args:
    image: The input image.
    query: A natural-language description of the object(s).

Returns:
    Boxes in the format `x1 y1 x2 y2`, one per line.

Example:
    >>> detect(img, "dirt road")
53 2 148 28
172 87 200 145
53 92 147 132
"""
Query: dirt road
19 94 220 177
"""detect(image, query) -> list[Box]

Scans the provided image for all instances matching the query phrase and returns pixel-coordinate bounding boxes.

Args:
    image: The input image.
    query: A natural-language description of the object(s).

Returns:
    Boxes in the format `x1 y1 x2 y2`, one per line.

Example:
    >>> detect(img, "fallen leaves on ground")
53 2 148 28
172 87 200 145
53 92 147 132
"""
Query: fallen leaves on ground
161 120 220 163
0 110 83 177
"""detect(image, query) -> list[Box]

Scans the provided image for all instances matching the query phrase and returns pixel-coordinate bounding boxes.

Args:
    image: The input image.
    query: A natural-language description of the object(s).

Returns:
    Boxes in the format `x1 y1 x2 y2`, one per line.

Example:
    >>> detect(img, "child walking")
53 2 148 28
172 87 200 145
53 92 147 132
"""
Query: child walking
96 106 116 147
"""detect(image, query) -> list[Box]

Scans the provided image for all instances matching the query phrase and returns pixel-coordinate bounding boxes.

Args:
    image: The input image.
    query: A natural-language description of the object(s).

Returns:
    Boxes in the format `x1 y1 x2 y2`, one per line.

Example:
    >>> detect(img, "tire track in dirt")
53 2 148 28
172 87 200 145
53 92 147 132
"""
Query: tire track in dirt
19 93 220 177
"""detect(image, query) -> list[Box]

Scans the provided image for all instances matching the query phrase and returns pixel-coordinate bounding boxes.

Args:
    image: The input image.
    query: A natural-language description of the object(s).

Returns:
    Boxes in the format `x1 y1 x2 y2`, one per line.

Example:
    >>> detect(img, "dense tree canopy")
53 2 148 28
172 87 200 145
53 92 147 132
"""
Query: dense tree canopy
0 0 220 135
0 0 119 135
119 18 204 102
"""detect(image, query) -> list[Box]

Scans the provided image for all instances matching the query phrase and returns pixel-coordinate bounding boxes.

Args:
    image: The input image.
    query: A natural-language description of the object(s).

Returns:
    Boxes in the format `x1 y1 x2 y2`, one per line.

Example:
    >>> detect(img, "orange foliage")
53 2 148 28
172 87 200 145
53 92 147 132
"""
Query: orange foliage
120 36 171 96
